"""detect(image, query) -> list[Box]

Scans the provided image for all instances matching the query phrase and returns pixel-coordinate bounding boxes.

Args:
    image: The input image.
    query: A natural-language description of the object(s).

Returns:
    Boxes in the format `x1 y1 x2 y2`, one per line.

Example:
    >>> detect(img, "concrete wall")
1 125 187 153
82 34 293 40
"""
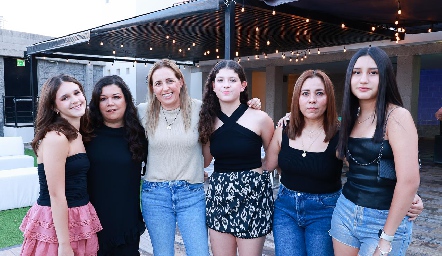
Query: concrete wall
37 60 104 101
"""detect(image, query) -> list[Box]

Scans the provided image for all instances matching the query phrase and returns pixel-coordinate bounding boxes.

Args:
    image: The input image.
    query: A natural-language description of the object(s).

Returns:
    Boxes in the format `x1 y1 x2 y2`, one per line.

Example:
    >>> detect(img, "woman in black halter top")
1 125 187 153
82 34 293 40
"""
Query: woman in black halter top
199 60 275 256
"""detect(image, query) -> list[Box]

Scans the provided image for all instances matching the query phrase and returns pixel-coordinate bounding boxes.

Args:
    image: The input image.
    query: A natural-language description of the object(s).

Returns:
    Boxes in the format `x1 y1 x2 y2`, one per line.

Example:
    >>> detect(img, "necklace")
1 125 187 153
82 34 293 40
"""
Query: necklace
357 113 375 124
300 128 323 157
305 125 323 138
161 106 180 130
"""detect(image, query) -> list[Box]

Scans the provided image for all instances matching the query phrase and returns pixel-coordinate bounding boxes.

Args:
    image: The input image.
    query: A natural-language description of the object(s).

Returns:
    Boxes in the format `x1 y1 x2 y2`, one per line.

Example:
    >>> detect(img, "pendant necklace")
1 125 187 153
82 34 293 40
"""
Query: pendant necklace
301 127 323 157
161 106 180 130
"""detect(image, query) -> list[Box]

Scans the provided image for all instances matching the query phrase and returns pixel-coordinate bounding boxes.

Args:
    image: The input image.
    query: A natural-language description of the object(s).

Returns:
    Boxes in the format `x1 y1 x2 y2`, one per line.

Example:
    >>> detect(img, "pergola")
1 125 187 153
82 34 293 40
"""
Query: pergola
24 0 442 110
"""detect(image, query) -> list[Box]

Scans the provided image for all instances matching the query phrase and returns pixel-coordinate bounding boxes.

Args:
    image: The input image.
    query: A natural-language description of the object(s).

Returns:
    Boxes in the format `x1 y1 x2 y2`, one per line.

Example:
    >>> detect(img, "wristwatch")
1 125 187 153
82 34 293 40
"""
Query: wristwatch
378 229 394 242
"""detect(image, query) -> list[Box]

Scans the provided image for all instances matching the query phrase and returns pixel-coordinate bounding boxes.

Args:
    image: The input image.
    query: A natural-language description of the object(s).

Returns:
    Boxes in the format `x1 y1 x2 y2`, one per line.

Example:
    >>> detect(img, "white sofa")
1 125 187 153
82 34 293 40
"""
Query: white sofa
0 167 39 211
0 137 34 171
0 137 39 210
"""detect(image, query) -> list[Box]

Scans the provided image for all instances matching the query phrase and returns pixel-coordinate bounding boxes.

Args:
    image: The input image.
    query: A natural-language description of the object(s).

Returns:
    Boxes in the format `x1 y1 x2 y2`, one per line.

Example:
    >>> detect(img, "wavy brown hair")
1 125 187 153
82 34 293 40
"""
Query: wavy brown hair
145 59 192 135
287 69 338 142
31 74 90 155
88 75 147 162
198 60 249 144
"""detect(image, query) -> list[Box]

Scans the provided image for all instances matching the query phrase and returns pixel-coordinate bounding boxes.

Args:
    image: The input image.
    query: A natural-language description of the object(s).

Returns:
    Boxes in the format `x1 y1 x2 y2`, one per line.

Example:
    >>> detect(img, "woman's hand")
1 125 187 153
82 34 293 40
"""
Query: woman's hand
276 112 291 128
406 194 423 221
58 242 74 256
247 98 261 110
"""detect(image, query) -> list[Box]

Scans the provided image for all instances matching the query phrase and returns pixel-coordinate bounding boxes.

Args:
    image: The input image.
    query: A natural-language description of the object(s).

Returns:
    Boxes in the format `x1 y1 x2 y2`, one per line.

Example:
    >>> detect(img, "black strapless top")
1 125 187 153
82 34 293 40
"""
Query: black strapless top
37 153 90 208
342 138 396 210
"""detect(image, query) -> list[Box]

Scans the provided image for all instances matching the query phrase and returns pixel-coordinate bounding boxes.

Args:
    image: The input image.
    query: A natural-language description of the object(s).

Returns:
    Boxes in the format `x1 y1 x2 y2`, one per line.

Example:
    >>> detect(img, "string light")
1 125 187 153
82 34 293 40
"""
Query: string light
395 16 399 25
88 61 91 65
217 55 220 59
196 63 200 67
256 26 259 31
100 42 103 46
306 18 309 23
289 57 292 62
308 49 311 54
267 40 270 46
188 47 191 51
272 9 275 15
247 57 250 61
236 51 239 56
238 57 241 63
264 53 267 58
192 42 196 46
150 47 153 50
317 48 320 54
241 6 244 12
166 35 170 39
145 63 147 67
276 49 279 53
344 46 347 52
397 0 402 15
372 26 375 31
216 48 219 52
341 23 345 28
428 24 433 33
112 50 116 54
173 39 176 44
120 43 124 48
179 49 182 52
296 57 298 62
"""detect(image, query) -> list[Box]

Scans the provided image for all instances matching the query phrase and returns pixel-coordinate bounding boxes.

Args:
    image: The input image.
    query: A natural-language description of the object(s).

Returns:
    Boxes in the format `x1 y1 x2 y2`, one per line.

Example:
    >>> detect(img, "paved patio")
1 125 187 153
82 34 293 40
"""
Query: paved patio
1 138 441 256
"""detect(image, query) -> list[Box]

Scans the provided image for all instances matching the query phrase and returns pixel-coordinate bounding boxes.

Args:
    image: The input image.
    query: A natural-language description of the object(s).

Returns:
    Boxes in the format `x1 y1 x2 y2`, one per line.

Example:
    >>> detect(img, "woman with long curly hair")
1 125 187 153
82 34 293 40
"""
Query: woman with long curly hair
86 75 147 255
198 60 274 256
20 74 102 256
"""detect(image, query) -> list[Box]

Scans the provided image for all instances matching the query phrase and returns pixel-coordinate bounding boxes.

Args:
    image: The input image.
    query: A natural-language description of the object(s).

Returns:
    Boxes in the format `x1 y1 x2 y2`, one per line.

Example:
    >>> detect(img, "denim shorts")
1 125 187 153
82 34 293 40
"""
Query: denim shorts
329 194 413 256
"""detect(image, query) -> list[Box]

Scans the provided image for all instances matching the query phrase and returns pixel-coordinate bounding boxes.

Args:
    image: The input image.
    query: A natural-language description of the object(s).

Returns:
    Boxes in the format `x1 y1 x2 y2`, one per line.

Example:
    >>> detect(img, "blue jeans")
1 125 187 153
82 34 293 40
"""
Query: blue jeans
273 184 340 256
330 194 413 256
141 180 209 256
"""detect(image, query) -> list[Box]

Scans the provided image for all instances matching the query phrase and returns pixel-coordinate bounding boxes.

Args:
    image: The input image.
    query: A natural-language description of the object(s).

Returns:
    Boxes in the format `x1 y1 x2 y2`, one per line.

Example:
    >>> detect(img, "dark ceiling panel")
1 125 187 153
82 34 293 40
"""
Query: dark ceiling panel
27 0 441 64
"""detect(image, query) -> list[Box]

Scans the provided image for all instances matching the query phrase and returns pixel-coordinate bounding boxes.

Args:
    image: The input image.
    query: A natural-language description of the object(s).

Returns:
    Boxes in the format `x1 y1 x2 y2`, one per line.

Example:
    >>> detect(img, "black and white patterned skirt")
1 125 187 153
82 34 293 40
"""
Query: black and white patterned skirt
206 170 274 239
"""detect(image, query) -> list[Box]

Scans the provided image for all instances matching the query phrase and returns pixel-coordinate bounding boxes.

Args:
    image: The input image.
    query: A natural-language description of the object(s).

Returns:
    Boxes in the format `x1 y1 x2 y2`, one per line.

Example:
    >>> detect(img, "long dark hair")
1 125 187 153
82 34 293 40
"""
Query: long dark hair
337 46 403 159
287 69 338 142
88 75 147 162
31 74 90 155
198 60 249 144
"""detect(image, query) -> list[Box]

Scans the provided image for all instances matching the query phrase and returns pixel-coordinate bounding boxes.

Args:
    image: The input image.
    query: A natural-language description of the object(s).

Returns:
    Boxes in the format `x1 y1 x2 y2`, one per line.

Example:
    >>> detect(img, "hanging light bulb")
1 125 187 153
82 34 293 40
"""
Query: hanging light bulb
264 53 267 58
247 57 250 61
276 49 279 53
397 0 402 15
344 46 347 52
236 51 239 56
289 57 292 62
241 6 244 12
183 65 186 69
296 57 298 62
216 48 219 52
341 23 345 28
112 50 116 54
166 35 170 39
267 40 270 46
272 9 275 15
144 63 147 67
306 18 310 23
120 43 124 48
318 48 320 54
188 47 191 51
308 49 311 54
88 61 91 65
173 39 176 44
372 26 376 31
256 26 259 31
150 47 153 50
100 42 103 46
179 49 182 52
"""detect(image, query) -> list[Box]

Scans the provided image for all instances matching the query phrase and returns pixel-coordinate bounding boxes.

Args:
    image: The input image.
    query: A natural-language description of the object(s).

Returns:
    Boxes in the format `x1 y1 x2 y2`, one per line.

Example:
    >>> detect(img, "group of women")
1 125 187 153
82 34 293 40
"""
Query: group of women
19 46 422 256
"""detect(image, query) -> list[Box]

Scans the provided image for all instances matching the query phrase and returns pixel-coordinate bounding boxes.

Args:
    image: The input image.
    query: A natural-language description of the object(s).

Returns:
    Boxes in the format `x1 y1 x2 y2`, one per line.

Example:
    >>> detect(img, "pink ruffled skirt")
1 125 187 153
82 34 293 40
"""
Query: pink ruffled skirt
19 202 103 256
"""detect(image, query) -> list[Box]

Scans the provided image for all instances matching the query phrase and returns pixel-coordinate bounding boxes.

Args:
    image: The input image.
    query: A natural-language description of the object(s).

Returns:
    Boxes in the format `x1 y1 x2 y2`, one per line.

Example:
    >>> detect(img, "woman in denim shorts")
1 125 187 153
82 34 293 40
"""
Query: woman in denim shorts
332 46 421 256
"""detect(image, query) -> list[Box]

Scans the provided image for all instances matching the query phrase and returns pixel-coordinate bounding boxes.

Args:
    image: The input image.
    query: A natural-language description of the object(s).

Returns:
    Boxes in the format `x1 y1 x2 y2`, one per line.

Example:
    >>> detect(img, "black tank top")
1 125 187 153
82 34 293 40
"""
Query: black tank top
278 130 342 194
342 138 395 210
343 108 398 210
37 153 90 208
210 104 262 173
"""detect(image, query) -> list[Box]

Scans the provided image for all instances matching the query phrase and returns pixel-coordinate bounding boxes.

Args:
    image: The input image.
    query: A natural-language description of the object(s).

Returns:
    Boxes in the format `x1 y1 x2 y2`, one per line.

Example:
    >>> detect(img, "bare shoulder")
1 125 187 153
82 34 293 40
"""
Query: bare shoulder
44 131 69 144
386 106 416 134
249 109 273 124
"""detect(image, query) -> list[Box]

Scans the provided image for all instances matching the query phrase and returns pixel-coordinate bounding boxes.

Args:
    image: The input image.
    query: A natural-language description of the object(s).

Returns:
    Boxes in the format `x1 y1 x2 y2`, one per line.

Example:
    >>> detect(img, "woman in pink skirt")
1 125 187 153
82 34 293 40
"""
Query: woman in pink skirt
20 74 102 256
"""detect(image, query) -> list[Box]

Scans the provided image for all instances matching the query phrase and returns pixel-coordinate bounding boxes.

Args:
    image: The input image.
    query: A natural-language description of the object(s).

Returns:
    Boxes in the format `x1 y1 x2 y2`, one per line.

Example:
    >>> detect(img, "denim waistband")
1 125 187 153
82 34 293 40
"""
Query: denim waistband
279 183 341 199
143 180 202 188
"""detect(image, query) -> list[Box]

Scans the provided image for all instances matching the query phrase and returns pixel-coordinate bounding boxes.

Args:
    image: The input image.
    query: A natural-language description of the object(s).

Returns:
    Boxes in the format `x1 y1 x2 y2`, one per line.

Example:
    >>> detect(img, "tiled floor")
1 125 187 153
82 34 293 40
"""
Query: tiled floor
1 138 441 256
